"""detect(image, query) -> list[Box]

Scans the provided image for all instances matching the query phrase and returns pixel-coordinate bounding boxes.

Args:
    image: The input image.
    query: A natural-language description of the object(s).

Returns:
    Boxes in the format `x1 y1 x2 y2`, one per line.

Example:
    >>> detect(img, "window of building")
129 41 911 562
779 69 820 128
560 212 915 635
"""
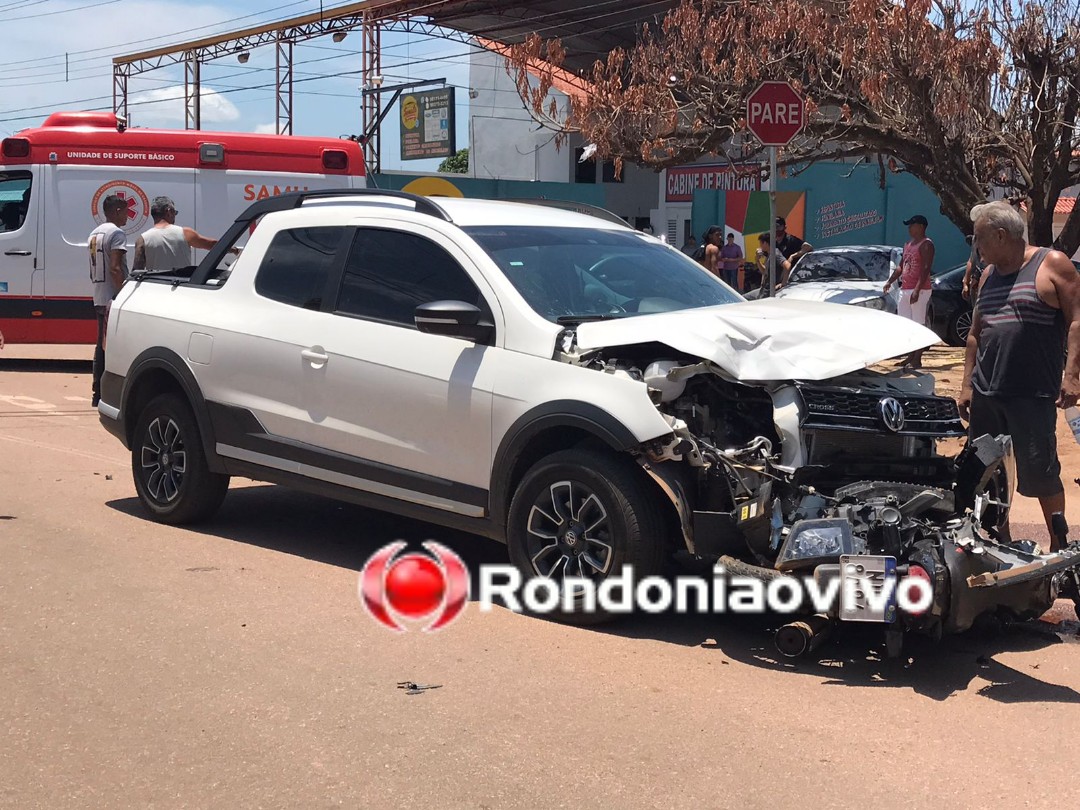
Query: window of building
574 148 596 183
601 160 623 184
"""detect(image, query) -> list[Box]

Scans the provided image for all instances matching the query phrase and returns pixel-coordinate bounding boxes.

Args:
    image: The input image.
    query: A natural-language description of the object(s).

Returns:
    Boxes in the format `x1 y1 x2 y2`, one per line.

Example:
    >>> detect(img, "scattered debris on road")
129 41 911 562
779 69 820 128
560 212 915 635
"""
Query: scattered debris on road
397 681 443 695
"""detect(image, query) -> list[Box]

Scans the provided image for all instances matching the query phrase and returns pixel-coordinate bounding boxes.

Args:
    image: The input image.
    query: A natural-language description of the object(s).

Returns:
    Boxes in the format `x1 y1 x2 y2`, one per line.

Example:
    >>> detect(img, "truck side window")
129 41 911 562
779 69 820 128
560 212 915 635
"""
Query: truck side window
0 171 31 233
254 226 344 310
336 228 489 327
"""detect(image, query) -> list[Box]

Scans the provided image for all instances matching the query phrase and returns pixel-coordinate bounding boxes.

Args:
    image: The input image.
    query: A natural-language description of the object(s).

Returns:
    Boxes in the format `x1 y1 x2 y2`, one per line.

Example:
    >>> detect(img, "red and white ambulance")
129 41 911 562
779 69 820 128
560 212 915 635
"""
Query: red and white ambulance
0 111 365 344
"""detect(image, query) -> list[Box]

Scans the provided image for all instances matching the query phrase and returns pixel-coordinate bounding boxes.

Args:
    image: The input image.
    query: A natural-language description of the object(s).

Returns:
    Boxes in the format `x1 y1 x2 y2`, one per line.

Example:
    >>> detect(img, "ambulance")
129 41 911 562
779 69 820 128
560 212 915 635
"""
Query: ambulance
0 111 365 344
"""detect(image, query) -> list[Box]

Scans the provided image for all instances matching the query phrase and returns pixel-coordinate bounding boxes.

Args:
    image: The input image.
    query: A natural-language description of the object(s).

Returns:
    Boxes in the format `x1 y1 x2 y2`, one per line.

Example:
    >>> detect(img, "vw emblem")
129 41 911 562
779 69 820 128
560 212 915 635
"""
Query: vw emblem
564 529 579 547
878 397 906 432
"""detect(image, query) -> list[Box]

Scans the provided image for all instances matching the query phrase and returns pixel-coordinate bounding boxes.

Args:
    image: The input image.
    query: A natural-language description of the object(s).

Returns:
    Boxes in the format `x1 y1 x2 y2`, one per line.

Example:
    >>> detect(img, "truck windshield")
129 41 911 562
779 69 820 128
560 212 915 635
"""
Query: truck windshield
463 225 742 322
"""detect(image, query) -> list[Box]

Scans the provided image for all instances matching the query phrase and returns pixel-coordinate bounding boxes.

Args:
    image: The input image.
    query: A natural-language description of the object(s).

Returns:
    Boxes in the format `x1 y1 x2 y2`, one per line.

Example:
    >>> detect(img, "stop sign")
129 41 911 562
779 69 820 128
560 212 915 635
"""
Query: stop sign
746 81 805 147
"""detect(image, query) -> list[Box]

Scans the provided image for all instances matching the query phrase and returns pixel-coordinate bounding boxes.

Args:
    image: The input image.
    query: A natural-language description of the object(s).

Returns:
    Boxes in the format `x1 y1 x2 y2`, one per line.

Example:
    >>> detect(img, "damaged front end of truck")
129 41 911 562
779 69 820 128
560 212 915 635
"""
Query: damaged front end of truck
563 300 1080 656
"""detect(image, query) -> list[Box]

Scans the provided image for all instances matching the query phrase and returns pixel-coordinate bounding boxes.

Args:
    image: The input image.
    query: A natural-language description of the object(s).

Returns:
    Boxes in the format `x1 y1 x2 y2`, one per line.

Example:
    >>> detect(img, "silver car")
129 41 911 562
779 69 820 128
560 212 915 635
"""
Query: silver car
773 245 902 313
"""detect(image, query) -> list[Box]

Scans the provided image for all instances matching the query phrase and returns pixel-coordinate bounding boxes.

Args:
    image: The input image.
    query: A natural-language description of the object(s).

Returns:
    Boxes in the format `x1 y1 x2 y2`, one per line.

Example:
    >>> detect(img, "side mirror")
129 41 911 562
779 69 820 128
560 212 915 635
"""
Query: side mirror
415 300 494 344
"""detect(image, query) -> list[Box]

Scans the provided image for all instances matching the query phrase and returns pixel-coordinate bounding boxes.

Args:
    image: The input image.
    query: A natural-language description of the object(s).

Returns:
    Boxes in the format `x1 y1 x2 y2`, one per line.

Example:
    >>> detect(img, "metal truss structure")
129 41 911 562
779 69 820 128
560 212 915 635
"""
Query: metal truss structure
110 0 672 170
111 3 477 171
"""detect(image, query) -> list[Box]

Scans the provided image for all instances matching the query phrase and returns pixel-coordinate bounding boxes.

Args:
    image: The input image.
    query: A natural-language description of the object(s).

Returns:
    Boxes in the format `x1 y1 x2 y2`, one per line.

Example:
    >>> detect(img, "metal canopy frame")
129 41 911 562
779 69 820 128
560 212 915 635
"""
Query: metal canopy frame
110 1 675 163
110 1 480 168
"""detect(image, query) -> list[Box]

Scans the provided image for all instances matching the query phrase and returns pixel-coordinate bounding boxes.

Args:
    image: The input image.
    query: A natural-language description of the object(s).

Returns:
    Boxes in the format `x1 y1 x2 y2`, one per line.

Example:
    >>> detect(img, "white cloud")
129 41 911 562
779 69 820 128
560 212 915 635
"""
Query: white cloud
0 1 267 134
131 85 241 126
253 122 279 134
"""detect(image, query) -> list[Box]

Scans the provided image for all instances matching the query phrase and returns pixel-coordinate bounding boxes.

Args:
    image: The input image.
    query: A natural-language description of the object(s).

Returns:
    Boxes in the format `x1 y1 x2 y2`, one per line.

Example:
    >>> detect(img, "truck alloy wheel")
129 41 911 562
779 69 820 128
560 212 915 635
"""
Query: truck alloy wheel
131 393 229 524
525 479 614 581
506 448 667 623
140 415 187 503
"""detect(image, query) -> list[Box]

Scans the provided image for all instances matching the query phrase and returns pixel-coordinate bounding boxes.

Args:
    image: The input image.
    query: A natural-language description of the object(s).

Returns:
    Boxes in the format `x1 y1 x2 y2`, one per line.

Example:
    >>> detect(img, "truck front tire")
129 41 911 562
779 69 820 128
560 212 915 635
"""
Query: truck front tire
506 448 667 624
131 393 229 524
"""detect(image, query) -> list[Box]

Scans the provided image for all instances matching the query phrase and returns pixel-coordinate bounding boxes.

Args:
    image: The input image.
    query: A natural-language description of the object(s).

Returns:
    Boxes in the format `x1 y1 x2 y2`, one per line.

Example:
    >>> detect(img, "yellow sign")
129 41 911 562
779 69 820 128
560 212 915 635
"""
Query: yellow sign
401 177 465 198
401 96 419 130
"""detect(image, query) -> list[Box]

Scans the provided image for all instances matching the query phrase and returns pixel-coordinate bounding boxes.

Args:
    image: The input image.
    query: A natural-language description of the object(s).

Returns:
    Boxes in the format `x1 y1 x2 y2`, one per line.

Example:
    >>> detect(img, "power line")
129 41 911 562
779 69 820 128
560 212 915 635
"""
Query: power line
0 53 515 125
0 35 478 116
0 0 54 13
0 0 318 71
0 41 371 88
0 0 623 126
0 0 463 74
0 0 118 22
0 4 463 86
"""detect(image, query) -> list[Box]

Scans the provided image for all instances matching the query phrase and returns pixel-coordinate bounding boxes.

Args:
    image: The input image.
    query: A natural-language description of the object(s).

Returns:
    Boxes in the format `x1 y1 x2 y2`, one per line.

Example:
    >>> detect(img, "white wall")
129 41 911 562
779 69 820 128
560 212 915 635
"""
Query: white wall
466 47 661 225
467 49 570 182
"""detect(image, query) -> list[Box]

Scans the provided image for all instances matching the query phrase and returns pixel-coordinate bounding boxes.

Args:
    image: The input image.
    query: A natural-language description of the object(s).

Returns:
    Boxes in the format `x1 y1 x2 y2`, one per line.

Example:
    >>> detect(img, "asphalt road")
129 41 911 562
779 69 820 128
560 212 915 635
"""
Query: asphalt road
2 356 1080 809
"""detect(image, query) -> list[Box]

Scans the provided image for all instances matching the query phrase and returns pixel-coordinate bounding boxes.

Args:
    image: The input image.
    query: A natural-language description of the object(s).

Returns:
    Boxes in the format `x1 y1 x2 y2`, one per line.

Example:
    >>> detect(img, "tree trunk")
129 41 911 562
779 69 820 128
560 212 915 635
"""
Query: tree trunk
1028 203 1058 249
1055 203 1080 259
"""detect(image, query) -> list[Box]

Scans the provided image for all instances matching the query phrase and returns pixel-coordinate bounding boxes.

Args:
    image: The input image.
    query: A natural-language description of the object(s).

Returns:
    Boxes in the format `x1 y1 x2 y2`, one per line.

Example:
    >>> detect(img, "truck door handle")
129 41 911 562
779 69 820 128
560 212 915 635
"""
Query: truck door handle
4 250 31 256
300 347 329 366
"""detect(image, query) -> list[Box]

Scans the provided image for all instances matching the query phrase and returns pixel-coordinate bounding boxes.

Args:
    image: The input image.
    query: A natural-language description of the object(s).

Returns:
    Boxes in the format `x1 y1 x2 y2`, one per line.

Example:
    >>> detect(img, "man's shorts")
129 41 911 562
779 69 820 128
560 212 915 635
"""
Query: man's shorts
898 287 931 326
968 391 1064 498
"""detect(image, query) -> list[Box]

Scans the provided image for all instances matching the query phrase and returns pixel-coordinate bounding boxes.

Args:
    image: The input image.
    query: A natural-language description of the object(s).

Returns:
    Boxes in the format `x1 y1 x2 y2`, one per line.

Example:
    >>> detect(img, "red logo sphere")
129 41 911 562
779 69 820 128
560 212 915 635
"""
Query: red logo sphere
384 554 446 618
359 541 470 632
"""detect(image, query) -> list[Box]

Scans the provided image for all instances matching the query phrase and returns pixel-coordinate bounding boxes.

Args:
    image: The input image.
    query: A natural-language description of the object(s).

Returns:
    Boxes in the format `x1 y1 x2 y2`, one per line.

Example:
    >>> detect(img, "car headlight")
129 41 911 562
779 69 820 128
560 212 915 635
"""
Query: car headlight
852 296 886 310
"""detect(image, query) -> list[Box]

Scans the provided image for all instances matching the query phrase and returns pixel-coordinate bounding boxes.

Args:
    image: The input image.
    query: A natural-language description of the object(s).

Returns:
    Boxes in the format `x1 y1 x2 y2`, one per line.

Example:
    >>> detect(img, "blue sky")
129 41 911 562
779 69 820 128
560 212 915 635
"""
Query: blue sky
0 0 480 171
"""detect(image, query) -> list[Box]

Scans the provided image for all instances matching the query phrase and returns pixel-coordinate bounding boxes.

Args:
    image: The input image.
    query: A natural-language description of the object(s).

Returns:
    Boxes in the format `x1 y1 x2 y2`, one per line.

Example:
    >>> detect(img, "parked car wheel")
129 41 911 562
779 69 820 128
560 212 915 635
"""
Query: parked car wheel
948 308 973 347
506 448 668 624
132 393 229 524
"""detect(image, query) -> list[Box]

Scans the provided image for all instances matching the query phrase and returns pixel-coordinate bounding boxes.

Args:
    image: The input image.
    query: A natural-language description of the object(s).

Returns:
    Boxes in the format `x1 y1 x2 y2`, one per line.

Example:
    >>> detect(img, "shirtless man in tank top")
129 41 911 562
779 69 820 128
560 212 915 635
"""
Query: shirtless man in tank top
959 201 1080 548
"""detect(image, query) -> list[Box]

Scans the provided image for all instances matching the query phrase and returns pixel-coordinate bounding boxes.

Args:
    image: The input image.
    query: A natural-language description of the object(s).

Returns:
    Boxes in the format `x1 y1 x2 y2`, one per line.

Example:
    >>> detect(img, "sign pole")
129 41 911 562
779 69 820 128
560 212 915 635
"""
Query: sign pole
769 145 777 297
745 81 804 299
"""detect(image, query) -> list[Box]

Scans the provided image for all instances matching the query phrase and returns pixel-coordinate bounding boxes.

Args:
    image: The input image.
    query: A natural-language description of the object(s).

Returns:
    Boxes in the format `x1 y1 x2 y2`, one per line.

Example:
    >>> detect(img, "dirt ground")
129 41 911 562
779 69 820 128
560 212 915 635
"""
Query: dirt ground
4 354 1080 809
880 345 1080 541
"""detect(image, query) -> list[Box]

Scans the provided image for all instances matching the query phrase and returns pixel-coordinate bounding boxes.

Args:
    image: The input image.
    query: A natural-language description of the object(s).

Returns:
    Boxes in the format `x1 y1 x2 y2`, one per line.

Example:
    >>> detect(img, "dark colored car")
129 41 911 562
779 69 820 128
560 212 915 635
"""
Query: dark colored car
928 261 1080 347
931 259 1080 348
929 263 970 347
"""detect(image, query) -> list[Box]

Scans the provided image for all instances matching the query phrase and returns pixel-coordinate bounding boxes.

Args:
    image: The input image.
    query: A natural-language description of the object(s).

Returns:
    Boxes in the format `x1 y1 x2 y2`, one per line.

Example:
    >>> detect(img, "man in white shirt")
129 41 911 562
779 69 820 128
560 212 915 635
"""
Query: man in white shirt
87 195 129 406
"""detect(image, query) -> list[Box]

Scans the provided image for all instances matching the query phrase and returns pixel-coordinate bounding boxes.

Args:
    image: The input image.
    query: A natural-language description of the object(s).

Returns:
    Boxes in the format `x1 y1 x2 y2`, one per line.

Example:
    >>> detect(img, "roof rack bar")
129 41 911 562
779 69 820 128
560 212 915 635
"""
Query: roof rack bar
502 198 629 227
190 188 452 285
242 187 452 223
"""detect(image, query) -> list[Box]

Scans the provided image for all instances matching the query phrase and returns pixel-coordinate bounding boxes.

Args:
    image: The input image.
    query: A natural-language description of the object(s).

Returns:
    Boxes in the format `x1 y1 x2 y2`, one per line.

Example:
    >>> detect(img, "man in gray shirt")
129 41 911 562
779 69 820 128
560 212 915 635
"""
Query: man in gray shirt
88 195 129 406
133 196 219 272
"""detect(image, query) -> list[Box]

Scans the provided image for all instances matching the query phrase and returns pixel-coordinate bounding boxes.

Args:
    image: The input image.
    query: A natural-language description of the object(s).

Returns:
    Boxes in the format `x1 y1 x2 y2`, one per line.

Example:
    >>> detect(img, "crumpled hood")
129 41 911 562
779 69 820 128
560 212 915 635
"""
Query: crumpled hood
574 299 939 382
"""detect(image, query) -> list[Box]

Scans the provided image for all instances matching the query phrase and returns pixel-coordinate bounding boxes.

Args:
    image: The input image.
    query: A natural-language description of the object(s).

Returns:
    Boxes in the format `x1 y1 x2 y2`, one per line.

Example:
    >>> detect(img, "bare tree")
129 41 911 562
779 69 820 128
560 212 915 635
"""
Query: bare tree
508 0 1080 253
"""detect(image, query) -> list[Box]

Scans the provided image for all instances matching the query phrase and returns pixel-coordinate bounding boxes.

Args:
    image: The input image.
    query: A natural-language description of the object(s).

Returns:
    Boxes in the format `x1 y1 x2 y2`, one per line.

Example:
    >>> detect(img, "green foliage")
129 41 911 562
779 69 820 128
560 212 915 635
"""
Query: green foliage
438 149 469 174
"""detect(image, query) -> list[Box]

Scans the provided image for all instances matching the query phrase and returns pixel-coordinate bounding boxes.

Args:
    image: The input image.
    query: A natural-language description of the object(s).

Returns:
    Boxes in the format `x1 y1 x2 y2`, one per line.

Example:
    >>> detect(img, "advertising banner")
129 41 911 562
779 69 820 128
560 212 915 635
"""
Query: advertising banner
400 88 456 161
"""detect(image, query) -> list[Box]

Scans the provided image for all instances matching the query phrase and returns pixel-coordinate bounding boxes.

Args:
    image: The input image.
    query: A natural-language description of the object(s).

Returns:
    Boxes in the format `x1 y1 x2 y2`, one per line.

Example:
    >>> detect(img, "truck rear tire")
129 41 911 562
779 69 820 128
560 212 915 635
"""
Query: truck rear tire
506 448 667 624
131 393 229 524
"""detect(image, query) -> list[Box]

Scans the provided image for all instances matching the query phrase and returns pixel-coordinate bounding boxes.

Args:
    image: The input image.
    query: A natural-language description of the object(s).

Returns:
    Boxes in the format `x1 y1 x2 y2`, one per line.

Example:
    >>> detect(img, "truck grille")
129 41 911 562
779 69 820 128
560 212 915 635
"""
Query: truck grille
800 387 964 436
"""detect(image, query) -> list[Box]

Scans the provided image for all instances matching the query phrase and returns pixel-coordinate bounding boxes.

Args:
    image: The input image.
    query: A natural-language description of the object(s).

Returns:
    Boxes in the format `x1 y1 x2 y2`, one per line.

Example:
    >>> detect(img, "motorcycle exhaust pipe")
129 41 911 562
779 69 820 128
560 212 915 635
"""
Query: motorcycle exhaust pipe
775 614 834 658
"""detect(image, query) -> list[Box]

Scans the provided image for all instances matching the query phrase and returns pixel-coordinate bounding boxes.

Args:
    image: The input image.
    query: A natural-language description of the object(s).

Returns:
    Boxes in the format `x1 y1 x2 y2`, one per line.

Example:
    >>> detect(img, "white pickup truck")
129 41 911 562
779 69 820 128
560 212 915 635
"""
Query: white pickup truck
98 190 1080 650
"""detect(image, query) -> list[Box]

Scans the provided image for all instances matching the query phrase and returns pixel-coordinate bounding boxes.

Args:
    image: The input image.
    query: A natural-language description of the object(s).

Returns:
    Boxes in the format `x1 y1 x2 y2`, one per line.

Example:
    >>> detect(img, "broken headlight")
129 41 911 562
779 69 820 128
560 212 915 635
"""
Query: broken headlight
776 518 856 571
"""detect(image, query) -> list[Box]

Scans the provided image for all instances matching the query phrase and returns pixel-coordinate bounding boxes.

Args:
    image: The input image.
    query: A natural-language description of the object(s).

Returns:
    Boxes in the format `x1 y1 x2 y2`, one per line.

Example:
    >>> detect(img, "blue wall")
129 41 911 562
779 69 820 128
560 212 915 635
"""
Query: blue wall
692 161 968 270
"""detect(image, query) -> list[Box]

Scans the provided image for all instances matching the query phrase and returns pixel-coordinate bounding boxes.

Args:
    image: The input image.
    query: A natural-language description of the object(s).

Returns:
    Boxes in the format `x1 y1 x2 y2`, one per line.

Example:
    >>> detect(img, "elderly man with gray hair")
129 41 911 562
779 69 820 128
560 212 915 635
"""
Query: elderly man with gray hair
959 200 1080 548
133 196 221 272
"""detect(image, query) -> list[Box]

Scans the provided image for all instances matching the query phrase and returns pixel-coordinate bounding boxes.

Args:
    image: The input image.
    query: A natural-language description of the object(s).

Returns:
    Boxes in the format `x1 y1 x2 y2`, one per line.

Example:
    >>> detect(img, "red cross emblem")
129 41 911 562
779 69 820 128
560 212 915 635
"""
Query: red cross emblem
115 191 139 218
